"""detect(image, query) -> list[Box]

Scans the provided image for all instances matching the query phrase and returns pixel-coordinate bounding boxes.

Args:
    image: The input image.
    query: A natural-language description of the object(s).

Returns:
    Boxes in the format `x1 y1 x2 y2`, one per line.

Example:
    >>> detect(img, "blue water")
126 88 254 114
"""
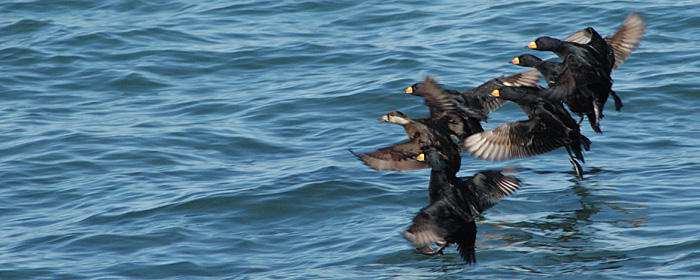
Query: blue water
2 0 700 279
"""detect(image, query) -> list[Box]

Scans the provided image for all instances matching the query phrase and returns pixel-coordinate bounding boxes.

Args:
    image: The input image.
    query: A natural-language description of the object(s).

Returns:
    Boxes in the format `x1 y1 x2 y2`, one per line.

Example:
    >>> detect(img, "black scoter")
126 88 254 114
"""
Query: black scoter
403 150 520 264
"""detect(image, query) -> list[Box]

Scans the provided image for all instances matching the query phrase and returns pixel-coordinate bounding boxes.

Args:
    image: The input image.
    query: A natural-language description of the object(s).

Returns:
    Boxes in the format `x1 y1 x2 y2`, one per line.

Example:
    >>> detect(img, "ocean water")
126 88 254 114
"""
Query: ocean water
1 0 700 279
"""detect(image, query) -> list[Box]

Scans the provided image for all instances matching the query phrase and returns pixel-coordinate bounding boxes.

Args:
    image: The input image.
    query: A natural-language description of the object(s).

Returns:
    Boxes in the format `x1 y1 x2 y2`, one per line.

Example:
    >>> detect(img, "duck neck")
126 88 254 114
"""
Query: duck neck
428 168 457 202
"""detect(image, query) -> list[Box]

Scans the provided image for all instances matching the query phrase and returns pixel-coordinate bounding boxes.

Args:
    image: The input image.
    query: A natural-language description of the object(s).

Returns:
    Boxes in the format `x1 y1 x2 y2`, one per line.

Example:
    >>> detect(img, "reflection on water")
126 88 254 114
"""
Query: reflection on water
477 181 650 271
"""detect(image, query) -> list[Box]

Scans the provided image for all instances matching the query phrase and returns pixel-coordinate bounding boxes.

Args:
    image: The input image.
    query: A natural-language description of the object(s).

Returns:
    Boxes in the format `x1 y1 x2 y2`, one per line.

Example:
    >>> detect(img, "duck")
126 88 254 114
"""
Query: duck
562 13 645 111
352 77 464 173
524 13 645 132
526 33 613 133
510 54 601 133
403 150 520 264
462 86 591 179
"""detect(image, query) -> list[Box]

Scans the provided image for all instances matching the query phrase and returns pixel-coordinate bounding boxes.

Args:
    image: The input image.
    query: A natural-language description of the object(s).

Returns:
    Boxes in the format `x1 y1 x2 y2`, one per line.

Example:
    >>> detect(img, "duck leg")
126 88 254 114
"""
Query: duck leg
610 90 624 111
587 111 602 134
593 99 602 118
415 246 439 255
566 146 584 180
415 241 449 256
433 242 450 255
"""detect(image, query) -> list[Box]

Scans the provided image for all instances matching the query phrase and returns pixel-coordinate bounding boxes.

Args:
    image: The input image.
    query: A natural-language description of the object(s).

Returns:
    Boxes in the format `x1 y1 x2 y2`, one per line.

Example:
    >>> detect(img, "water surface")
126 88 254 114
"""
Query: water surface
1 0 700 279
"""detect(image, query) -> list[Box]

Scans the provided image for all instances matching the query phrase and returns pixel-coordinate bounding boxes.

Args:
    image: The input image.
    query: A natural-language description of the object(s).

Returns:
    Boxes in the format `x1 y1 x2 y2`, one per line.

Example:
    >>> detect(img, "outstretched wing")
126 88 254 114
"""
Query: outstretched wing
462 118 567 161
464 170 521 213
351 141 429 171
606 13 645 71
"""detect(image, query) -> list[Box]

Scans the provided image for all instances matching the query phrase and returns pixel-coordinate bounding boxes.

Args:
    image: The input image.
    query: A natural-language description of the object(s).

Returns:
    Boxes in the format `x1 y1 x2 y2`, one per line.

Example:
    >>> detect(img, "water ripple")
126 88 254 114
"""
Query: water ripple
1 0 699 279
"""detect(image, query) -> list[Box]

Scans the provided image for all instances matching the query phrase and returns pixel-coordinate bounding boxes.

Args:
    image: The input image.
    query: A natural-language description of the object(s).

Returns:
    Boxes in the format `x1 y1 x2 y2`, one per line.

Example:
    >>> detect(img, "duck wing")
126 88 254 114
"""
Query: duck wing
606 13 645 71
462 118 568 161
462 170 521 213
351 141 429 171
